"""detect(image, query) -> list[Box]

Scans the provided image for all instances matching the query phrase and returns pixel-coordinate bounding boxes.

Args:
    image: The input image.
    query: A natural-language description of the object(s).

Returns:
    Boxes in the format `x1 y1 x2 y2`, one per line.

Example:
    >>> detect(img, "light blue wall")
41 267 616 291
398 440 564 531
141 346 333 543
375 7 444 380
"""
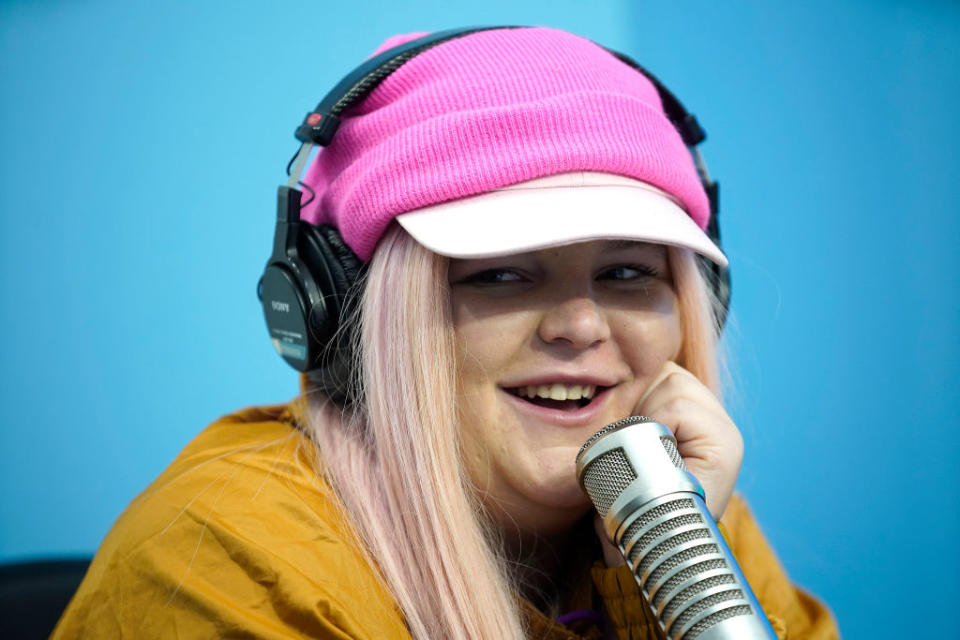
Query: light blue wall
1 1 957 637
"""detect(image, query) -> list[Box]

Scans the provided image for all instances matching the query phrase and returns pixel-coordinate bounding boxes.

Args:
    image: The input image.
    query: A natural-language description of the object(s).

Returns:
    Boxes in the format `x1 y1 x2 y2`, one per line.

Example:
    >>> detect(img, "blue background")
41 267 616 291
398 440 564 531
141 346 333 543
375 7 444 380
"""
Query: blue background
2 1 958 637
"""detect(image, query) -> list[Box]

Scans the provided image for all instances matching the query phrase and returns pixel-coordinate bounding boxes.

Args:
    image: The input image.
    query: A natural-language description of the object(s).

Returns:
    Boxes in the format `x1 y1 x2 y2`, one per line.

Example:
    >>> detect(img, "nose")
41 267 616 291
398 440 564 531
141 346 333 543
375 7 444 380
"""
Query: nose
537 296 611 350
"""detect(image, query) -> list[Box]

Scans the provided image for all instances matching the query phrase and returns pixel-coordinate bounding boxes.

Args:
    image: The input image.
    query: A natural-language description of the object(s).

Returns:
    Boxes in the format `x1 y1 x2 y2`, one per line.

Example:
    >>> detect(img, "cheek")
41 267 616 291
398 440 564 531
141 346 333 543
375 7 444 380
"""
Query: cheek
614 305 683 377
452 308 537 388
452 313 535 484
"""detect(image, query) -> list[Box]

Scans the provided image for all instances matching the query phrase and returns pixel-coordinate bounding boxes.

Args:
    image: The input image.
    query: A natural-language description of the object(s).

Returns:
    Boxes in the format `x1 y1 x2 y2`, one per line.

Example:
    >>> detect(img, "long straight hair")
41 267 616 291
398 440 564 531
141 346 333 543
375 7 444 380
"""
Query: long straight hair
304 227 723 639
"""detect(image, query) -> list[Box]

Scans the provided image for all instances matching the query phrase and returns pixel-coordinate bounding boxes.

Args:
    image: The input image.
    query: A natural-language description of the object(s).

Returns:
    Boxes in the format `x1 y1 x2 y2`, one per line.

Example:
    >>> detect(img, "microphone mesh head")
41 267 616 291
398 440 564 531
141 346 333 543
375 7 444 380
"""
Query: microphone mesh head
576 415 656 463
581 448 636 517
659 436 686 470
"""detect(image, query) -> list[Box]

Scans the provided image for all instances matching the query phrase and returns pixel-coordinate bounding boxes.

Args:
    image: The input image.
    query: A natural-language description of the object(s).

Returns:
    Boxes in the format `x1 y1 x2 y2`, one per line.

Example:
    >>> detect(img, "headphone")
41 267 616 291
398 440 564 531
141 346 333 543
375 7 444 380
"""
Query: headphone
257 26 731 404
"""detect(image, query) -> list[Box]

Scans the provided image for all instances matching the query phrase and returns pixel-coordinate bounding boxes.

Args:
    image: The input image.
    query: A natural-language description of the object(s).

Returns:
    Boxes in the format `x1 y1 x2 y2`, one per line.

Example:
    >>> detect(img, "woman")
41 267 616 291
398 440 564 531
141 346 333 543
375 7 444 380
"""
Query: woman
54 27 838 639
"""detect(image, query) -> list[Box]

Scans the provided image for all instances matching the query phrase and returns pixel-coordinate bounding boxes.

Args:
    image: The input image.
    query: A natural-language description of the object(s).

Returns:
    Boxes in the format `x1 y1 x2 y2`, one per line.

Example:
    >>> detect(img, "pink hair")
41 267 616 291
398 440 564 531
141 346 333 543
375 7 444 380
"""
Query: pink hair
304 227 722 639
668 246 724 397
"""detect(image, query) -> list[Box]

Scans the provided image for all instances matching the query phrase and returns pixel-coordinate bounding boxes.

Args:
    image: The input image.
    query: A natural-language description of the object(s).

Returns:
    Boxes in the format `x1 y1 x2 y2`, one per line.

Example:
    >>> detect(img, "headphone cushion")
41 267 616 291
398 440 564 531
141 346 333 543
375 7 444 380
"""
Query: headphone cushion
315 225 363 291
297 223 363 320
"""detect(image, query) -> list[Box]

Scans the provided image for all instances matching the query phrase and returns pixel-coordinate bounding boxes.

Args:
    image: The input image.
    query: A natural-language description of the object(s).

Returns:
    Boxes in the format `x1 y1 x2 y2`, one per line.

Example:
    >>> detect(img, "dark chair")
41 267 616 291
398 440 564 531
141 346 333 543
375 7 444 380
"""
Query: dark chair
0 558 91 639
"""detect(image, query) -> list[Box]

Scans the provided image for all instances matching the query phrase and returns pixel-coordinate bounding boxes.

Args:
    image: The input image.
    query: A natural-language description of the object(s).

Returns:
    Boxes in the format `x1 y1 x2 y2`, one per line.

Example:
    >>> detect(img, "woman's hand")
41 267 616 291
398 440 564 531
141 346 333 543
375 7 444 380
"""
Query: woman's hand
636 361 743 521
595 361 743 567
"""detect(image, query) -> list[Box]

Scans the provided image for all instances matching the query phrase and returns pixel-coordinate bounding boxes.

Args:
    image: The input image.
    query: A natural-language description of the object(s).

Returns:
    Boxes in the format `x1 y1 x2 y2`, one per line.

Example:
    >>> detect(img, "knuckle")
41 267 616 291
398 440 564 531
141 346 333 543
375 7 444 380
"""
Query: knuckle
662 396 689 415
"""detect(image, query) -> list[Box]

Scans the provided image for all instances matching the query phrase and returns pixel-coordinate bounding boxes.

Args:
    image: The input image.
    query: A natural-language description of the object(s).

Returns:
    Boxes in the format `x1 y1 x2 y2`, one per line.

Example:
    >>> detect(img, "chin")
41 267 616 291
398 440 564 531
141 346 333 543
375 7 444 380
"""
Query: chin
528 466 593 510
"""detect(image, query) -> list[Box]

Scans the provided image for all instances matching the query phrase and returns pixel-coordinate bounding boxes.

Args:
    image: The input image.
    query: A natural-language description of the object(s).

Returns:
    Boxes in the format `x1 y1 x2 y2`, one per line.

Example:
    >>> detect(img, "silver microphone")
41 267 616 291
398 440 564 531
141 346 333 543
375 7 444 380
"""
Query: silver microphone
576 416 777 640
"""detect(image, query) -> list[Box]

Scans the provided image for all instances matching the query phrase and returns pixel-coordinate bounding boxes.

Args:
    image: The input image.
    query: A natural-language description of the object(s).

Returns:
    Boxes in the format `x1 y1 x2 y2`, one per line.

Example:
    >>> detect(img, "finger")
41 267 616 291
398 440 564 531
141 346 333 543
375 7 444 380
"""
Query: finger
642 397 739 459
634 360 683 410
638 365 725 420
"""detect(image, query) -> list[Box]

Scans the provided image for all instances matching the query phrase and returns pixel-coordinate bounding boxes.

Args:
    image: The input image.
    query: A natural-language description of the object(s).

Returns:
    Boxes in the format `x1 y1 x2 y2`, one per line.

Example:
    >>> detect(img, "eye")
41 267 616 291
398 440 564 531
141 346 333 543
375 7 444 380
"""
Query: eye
597 264 661 281
458 268 528 286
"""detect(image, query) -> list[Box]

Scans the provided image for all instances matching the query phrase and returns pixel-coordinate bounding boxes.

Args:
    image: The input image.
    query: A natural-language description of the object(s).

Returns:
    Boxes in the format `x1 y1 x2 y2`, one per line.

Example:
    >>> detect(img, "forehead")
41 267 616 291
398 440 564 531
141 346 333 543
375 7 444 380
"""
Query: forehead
446 240 670 276
596 240 666 252
530 239 669 259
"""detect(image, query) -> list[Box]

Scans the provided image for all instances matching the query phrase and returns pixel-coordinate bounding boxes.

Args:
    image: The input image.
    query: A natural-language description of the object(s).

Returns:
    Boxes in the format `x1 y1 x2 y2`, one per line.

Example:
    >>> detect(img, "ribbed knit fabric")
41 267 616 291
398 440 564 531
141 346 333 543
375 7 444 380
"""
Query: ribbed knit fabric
300 27 710 262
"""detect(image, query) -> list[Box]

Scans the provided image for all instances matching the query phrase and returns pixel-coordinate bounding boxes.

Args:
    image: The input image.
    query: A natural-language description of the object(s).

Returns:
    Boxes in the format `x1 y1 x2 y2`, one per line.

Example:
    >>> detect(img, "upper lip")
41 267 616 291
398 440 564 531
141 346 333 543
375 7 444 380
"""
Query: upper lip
499 373 620 389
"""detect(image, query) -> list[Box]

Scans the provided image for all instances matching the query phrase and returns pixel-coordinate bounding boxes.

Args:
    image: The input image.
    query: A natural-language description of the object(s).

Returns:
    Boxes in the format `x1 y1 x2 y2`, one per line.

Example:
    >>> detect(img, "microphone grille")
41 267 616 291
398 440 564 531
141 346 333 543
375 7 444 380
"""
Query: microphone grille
653 559 729 610
581 448 637 517
661 574 737 621
686 605 755 638
659 436 686 470
618 496 757 638
576 415 657 463
674 592 750 638
647 543 721 586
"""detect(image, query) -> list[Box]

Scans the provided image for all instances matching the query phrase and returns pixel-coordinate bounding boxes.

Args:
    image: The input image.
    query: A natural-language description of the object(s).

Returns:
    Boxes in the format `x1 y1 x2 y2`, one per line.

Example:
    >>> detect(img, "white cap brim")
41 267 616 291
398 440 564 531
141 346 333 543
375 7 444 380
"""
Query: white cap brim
395 172 727 267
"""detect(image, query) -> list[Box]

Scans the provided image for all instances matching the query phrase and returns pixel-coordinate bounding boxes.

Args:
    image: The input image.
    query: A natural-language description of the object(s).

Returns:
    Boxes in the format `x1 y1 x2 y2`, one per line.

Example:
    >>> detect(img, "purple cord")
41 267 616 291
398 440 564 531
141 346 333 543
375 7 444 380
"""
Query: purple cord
555 609 604 626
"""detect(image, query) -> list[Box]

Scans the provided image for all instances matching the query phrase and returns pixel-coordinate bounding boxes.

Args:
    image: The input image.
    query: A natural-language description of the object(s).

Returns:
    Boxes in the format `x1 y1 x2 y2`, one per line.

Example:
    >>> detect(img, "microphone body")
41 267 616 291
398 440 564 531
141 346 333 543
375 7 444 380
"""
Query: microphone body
576 416 777 640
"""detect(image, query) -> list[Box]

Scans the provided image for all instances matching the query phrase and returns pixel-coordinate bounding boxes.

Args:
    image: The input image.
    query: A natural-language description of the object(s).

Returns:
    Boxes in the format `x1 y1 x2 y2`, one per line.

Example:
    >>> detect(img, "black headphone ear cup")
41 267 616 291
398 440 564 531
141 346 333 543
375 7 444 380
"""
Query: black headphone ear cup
258 260 316 373
296 223 364 403
297 224 363 328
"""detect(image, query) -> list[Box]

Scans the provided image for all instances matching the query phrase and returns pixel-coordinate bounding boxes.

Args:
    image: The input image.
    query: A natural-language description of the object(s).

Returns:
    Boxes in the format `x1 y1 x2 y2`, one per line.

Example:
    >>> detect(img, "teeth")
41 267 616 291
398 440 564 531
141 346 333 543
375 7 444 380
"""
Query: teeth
515 384 598 400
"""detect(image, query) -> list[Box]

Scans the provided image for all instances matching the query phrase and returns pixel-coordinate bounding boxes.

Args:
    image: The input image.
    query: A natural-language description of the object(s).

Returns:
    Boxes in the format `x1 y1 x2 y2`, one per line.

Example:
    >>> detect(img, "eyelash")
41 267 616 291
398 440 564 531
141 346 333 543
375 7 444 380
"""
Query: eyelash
459 268 527 285
459 264 661 285
597 265 661 280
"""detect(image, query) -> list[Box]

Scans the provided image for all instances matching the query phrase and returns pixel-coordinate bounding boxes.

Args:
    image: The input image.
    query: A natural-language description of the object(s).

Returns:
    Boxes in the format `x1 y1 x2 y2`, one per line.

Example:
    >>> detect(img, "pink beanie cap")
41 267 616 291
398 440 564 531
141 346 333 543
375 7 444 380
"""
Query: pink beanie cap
299 27 720 265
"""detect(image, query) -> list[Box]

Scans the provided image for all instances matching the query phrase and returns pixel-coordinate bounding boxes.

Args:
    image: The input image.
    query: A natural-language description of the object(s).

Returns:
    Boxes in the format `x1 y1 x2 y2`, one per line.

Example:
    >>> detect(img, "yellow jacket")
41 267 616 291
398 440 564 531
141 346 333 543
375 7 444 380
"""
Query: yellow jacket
53 402 839 639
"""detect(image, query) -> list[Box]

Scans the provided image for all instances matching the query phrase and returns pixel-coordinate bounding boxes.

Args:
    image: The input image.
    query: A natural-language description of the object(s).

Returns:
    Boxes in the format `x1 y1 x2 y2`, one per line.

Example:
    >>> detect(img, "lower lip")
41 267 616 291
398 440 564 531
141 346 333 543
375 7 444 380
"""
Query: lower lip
501 387 614 428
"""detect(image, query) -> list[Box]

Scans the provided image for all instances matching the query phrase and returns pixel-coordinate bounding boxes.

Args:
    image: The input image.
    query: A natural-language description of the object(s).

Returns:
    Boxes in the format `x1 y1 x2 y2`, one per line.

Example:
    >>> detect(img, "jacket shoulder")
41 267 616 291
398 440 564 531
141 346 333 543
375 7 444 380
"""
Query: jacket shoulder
53 402 409 639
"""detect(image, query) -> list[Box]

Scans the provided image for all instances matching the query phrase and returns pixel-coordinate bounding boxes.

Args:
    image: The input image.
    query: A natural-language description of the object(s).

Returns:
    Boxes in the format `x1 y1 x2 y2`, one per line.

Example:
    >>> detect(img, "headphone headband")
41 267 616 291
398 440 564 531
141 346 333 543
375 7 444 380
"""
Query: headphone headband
295 27 519 147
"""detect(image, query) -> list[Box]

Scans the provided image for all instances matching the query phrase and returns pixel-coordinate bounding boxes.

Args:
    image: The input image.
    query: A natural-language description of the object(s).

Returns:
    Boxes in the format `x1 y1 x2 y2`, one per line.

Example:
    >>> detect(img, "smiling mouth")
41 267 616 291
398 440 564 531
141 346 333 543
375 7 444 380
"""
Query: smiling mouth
505 384 608 411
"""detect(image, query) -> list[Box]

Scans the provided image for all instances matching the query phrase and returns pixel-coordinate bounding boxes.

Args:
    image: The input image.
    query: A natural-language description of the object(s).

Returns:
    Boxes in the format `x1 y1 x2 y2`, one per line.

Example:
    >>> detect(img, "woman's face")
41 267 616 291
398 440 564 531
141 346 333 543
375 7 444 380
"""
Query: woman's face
449 240 683 536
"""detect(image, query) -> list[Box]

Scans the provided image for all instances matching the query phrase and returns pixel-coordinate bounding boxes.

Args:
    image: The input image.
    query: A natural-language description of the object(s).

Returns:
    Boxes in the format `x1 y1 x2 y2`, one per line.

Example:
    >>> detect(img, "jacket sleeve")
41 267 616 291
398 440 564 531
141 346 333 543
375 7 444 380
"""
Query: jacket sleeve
590 494 839 640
